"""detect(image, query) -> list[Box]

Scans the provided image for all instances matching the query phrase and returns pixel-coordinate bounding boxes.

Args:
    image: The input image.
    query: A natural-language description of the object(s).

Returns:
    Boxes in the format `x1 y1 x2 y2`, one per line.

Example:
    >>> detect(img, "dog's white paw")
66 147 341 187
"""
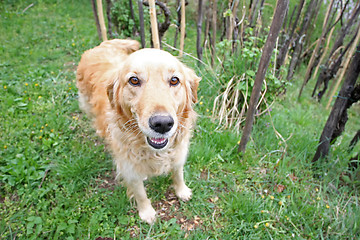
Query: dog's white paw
139 206 156 224
175 185 192 202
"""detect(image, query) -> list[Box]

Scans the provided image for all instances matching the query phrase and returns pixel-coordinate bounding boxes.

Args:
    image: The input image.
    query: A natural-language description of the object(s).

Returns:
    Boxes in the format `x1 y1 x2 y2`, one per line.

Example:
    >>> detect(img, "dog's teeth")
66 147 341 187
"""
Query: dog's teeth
151 138 166 144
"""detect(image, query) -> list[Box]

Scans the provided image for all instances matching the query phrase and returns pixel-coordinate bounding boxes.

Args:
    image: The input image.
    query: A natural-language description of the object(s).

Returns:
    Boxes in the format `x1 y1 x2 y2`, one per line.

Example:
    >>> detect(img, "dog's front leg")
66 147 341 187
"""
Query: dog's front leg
172 165 192 201
126 179 156 224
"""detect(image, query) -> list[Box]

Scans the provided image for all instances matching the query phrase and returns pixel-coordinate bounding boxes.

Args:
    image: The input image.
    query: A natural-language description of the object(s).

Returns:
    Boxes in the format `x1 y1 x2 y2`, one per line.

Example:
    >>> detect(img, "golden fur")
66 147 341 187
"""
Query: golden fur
76 39 200 224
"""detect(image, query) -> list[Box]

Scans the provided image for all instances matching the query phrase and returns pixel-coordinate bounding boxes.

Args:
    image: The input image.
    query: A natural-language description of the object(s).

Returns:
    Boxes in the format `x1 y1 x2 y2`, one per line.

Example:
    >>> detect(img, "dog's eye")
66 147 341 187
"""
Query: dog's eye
170 76 180 86
129 76 141 86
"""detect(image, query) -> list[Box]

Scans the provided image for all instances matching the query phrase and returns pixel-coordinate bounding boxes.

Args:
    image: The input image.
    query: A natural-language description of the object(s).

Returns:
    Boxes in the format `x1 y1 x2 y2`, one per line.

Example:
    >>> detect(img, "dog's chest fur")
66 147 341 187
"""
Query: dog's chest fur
108 117 185 178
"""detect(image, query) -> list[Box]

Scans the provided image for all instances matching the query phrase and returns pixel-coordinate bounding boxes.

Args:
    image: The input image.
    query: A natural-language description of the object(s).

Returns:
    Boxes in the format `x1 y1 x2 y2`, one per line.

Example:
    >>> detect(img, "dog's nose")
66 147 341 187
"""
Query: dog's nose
149 115 174 134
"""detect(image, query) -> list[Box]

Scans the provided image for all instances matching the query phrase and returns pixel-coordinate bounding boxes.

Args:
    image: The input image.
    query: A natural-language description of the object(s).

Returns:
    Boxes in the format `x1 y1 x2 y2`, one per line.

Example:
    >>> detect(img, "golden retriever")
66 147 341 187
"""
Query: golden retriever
76 39 200 224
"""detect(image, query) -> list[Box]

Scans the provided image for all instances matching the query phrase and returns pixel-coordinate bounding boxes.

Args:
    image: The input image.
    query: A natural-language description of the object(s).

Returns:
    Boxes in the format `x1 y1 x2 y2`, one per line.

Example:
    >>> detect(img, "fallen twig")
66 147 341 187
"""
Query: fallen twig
38 169 50 189
22 3 34 14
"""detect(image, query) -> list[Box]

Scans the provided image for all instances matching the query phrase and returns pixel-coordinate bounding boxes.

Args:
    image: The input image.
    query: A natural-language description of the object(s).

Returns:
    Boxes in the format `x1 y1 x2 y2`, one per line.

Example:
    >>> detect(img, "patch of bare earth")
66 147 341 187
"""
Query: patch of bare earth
95 170 117 191
95 172 225 238
154 189 203 232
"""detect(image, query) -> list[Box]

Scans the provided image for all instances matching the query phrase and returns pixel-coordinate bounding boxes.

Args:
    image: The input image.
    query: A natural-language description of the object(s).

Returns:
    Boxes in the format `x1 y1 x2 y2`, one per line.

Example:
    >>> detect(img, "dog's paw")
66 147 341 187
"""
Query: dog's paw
175 185 192 202
139 206 156 224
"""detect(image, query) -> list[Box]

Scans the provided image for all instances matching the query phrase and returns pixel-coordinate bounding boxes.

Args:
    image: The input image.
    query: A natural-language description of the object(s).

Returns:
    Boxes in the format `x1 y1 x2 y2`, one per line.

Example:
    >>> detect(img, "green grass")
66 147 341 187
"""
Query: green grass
1 0 360 239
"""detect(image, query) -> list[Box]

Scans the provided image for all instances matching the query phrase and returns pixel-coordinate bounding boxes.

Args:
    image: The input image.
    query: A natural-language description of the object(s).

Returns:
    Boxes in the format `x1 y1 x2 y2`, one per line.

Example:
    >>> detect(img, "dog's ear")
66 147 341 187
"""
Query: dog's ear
107 80 124 115
185 67 201 104
99 39 140 55
107 81 116 109
122 40 140 54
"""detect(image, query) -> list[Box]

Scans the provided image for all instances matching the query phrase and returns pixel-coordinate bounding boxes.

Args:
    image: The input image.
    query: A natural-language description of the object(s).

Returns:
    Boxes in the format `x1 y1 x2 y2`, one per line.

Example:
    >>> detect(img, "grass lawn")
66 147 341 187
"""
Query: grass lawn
1 0 359 239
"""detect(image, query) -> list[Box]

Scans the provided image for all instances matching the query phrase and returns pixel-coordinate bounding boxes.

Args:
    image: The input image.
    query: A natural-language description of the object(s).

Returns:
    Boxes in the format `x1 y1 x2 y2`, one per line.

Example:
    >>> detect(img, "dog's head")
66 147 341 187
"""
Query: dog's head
107 49 200 150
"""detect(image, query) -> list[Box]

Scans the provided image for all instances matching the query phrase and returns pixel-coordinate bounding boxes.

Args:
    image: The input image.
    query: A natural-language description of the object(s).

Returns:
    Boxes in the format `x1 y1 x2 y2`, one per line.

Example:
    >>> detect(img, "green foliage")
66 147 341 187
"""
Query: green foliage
209 29 286 130
216 29 284 101
111 0 138 38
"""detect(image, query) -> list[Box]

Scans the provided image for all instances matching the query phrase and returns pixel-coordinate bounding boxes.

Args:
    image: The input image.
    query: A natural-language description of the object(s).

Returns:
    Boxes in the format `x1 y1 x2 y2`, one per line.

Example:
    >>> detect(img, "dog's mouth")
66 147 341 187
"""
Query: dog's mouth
146 137 168 149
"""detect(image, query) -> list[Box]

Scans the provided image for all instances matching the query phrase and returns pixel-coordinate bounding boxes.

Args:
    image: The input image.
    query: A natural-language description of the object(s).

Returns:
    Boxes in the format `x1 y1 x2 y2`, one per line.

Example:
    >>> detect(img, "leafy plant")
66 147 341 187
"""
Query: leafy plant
110 0 141 38
211 31 284 131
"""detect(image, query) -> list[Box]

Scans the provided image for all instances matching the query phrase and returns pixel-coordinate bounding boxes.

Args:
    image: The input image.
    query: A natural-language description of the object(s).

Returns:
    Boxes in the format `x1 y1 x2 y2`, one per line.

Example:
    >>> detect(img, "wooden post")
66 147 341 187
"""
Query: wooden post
138 0 146 48
91 0 102 40
238 0 289 153
230 0 239 41
105 0 113 38
96 0 107 41
211 0 217 66
326 22 360 109
196 0 204 61
276 0 304 73
149 0 160 49
286 0 317 81
311 9 341 97
298 0 332 100
179 0 186 57
313 42 360 162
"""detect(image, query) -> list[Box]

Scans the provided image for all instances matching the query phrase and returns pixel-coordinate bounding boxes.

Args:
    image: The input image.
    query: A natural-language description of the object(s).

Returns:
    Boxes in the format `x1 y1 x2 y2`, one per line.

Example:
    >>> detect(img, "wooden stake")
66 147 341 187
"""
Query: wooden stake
228 0 239 42
312 10 339 84
96 0 107 41
326 23 360 109
91 0 102 40
138 0 146 48
238 0 289 153
196 0 204 61
179 0 186 56
313 42 360 163
211 0 217 66
298 0 333 99
149 0 160 49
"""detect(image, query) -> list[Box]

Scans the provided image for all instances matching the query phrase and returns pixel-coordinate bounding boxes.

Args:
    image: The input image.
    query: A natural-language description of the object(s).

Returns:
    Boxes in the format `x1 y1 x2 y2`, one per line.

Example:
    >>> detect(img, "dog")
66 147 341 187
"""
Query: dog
76 39 200 224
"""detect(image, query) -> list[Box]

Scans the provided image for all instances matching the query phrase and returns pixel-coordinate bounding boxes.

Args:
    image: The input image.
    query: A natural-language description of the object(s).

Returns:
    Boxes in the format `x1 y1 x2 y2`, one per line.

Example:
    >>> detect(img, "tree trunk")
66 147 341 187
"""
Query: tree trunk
313 43 360 163
285 3 297 32
225 0 233 41
91 0 102 41
298 0 333 99
275 0 305 74
314 27 357 101
286 0 318 81
256 0 266 35
203 2 211 51
173 0 181 48
105 0 113 38
349 130 360 151
326 4 360 63
314 3 360 96
211 0 217 66
239 0 289 153
326 23 360 109
329 84 360 145
129 0 137 35
311 2 343 95
179 0 186 57
231 0 240 53
248 0 260 28
232 1 246 53
196 0 204 61
138 0 146 48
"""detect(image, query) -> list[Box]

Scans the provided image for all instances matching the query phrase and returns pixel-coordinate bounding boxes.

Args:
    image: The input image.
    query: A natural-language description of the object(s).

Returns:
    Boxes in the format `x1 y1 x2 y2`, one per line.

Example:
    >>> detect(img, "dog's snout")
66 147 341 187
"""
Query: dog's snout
149 115 174 134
